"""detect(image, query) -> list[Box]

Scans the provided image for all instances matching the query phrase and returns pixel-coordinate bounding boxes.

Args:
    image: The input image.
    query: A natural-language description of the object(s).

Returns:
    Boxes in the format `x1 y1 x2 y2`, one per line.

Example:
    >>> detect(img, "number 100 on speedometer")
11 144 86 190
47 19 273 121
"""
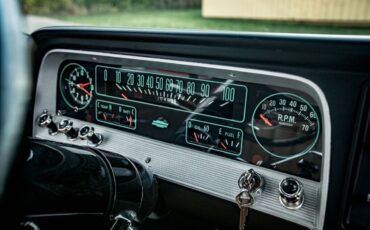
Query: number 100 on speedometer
95 65 248 122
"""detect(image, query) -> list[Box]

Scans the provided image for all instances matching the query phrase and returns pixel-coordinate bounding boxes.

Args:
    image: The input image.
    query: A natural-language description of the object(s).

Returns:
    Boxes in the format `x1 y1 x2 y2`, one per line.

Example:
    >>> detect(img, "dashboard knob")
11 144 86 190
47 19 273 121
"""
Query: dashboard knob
78 125 103 147
38 111 58 135
57 119 78 140
279 177 304 209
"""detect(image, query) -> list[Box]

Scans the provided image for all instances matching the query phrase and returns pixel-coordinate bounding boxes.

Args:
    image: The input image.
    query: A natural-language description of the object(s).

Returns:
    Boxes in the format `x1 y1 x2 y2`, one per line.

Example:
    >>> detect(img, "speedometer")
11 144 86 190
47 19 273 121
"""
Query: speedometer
95 65 247 122
251 93 320 158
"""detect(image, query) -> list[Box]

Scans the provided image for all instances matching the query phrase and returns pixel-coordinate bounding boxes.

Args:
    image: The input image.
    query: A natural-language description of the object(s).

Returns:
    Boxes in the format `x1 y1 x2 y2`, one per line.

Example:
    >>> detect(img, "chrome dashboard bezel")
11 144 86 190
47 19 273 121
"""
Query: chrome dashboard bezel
32 49 331 229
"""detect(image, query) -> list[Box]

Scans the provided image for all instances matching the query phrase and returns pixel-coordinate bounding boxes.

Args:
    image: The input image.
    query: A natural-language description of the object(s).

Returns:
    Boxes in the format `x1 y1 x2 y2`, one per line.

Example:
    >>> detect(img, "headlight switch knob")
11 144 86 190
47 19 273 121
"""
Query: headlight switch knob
78 125 103 147
58 119 79 140
38 111 58 135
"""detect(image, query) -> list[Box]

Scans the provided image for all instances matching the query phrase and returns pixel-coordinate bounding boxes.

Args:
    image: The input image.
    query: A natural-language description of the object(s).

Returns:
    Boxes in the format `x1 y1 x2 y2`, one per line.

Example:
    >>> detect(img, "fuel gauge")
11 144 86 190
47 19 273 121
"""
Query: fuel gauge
186 119 243 156
217 135 242 155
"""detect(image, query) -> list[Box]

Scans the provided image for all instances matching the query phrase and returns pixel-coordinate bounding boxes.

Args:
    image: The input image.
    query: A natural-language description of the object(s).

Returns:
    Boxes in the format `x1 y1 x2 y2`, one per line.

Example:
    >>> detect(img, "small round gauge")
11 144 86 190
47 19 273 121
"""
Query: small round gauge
251 93 320 159
59 63 94 110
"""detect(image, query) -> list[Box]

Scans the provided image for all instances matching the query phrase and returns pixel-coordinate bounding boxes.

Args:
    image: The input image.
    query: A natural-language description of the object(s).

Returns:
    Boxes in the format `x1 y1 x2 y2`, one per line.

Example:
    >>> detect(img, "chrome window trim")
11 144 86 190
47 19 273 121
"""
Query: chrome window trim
33 26 370 41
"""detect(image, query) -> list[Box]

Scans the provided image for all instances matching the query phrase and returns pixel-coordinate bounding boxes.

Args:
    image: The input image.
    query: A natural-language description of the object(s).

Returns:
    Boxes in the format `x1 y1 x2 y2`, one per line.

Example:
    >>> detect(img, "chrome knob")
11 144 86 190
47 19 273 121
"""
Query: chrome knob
279 177 304 209
38 111 58 135
57 119 78 140
78 125 103 147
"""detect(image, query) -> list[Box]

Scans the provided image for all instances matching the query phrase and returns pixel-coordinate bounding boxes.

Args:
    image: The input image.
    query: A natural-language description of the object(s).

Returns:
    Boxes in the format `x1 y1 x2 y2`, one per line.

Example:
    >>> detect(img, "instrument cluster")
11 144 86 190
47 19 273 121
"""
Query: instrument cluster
57 60 322 181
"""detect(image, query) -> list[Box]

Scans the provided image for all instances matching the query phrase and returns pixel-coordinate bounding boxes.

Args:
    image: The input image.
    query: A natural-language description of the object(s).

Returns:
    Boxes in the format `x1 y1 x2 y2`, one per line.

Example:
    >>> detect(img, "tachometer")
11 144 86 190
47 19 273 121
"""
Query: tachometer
251 93 320 158
59 63 94 111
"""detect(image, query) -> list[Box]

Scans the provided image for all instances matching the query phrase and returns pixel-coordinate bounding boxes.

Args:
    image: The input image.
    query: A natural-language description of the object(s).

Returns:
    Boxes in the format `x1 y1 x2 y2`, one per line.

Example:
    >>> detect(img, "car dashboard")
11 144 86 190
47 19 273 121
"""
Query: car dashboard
33 49 329 229
28 28 370 230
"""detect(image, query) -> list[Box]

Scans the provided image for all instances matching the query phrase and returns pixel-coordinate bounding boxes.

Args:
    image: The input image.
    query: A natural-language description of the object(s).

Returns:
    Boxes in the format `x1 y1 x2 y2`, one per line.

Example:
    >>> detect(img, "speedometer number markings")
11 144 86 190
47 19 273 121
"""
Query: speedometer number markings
95 65 247 122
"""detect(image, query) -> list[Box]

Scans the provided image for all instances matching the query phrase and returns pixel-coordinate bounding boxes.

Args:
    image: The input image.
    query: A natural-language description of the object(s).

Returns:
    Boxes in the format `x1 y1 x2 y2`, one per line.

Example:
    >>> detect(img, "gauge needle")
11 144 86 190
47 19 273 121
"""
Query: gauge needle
193 132 199 143
78 82 90 88
121 93 128 100
259 114 273 127
220 141 227 150
66 79 91 97
128 115 133 127
77 84 92 97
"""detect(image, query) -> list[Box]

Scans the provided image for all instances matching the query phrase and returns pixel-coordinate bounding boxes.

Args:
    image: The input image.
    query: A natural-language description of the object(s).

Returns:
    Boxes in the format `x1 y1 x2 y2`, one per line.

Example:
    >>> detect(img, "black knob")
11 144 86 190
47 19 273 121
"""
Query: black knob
279 177 304 209
79 125 103 147
39 112 58 135
58 119 78 140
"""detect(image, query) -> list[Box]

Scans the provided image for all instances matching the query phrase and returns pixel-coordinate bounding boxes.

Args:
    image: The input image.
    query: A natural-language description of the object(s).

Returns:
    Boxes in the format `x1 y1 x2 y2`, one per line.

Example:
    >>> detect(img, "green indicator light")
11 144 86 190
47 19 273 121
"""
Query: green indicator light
152 119 169 129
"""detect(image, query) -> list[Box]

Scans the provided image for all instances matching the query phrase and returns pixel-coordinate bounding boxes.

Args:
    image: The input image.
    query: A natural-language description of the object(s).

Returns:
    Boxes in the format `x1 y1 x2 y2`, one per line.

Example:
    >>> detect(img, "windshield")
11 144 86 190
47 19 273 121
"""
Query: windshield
21 0 370 35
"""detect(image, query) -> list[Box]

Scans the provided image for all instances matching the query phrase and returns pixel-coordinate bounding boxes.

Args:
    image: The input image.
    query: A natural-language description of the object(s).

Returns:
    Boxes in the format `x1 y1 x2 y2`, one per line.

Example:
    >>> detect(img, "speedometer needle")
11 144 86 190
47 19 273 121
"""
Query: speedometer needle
259 114 273 127
120 93 128 100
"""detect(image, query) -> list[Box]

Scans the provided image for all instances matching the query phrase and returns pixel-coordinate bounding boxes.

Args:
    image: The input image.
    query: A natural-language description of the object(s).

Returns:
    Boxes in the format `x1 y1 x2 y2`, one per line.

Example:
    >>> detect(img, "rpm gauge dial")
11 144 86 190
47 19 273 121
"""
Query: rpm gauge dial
251 93 320 159
59 63 94 111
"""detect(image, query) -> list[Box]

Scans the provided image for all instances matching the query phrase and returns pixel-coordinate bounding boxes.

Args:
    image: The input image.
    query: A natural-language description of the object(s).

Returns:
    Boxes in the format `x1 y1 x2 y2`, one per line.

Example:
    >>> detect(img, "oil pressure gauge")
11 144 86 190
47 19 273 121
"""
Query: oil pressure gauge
251 93 320 159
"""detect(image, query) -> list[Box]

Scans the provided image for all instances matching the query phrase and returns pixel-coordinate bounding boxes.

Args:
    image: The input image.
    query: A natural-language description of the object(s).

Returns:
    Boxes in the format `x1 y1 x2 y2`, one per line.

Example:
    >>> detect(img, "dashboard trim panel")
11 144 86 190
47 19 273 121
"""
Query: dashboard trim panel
32 49 331 230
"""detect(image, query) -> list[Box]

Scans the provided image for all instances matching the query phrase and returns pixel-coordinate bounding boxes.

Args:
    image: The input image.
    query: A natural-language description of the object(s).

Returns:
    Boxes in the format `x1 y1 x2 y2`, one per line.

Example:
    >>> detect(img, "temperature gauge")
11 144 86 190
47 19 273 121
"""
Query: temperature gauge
186 119 243 156
96 100 137 130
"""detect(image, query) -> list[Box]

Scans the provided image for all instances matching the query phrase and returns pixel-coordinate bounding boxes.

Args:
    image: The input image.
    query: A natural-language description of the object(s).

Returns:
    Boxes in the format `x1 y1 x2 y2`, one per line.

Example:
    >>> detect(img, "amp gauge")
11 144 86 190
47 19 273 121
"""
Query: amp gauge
251 93 320 159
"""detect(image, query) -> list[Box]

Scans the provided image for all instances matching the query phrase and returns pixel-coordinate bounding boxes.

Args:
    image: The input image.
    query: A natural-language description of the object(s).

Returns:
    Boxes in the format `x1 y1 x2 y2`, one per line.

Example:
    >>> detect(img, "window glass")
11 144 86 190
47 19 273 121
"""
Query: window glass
21 0 370 34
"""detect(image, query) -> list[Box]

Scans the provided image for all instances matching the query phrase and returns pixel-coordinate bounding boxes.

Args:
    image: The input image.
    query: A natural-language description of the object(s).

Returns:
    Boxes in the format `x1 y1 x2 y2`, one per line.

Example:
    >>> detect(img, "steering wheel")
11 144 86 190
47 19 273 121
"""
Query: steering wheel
0 0 30 212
